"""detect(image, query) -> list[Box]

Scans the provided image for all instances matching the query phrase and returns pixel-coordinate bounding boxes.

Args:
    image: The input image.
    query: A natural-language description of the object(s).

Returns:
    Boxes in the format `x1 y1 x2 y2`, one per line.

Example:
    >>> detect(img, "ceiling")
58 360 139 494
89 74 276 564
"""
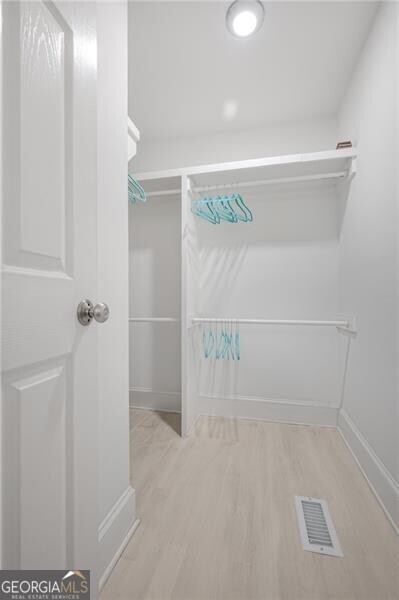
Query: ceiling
128 1 378 141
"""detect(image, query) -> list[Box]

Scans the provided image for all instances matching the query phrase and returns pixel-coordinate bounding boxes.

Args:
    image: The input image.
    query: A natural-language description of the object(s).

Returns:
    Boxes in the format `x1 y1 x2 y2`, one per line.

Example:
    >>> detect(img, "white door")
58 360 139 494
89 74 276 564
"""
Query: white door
1 0 99 579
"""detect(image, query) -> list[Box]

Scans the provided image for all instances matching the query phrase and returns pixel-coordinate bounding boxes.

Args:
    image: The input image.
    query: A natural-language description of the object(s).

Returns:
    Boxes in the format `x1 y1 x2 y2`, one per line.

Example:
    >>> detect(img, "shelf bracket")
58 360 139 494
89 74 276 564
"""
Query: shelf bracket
336 316 357 337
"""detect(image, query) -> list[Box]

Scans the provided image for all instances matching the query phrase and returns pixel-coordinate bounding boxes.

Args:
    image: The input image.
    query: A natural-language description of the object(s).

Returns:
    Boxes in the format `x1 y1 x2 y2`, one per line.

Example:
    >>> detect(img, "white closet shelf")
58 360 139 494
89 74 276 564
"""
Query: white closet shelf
135 148 357 192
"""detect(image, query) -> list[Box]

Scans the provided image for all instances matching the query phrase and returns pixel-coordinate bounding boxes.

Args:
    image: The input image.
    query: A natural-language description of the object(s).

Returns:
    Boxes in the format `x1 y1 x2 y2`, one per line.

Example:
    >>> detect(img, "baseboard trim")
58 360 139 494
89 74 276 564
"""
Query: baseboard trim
98 486 138 590
338 409 399 534
198 394 338 427
129 388 181 412
99 518 140 591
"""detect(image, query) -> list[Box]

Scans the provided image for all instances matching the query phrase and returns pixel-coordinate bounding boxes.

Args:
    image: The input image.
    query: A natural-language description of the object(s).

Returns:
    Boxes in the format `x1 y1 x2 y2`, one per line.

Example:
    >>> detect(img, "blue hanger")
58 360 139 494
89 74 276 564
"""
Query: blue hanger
234 324 241 361
192 193 252 225
209 196 235 223
231 193 253 222
202 321 241 361
192 199 220 224
223 195 243 222
128 174 146 205
215 326 226 359
203 327 215 358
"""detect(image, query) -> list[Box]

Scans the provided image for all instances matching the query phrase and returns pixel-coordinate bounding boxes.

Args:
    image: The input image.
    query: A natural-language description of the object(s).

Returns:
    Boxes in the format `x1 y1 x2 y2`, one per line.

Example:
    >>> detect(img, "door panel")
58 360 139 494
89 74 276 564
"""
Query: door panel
1 0 98 578
3 362 68 569
2 270 74 371
4 1 73 273
20 2 72 269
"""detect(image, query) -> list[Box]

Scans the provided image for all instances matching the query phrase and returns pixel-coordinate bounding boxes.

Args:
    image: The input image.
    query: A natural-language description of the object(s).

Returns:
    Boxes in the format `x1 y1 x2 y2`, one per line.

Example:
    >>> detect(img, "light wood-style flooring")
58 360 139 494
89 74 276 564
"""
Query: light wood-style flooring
101 409 398 600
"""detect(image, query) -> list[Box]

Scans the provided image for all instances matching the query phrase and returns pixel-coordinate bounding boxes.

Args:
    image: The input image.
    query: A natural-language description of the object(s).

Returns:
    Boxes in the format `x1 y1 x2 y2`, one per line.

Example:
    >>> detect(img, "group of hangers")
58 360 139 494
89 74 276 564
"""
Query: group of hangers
202 322 240 361
128 174 146 205
129 176 252 228
192 193 253 225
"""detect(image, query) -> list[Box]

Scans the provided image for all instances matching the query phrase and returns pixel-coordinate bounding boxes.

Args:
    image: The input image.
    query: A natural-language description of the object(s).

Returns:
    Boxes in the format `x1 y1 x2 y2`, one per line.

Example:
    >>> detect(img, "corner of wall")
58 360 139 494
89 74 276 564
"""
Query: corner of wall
336 1 398 533
338 410 398 533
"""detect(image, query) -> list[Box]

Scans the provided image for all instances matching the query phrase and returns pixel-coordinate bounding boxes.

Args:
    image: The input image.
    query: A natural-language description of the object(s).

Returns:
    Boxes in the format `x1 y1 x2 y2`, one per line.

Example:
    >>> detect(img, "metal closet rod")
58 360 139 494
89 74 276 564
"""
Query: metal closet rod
191 317 350 327
141 170 347 198
129 317 180 323
191 171 347 194
144 189 181 198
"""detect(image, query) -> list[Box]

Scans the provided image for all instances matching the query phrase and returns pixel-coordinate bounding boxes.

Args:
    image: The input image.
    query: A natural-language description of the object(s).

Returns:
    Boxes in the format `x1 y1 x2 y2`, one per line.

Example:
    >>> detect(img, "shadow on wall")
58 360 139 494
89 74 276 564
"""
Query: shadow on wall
197 325 348 407
200 244 248 315
185 219 201 314
336 174 353 236
189 321 241 434
196 180 340 247
191 179 347 408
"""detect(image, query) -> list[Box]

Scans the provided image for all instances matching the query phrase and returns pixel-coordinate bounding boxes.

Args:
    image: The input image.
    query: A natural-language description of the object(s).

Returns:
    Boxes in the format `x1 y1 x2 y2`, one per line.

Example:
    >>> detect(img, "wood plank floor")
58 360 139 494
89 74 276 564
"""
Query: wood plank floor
101 409 398 600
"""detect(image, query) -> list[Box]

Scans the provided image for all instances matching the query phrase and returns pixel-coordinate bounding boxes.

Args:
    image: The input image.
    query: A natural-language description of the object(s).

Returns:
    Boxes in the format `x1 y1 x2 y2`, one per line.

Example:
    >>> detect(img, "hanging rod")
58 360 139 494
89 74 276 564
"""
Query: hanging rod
191 171 347 194
140 171 347 198
129 317 180 323
191 317 350 327
144 189 181 198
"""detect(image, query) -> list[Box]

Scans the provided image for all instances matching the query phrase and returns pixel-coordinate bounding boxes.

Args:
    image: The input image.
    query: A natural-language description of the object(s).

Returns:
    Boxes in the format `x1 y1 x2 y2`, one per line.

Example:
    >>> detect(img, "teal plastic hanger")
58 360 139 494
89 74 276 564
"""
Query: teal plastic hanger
201 321 241 361
128 174 146 205
231 193 253 222
192 193 253 225
192 199 219 224
214 196 238 223
203 327 215 358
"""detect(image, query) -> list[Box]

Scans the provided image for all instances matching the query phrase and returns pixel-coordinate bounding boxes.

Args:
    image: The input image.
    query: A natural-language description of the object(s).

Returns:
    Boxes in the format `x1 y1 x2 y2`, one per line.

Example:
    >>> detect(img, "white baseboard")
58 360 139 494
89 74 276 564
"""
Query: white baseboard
338 409 399 534
198 394 338 427
98 486 139 590
129 388 181 412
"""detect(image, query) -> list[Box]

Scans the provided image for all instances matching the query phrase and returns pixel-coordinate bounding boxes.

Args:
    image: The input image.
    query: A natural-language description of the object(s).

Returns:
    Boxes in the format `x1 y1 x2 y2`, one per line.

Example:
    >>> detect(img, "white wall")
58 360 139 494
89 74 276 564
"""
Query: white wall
396 4 399 503
337 2 398 529
131 116 337 174
97 2 137 585
131 116 347 426
0 0 3 570
194 180 347 426
129 3 398 526
129 194 181 412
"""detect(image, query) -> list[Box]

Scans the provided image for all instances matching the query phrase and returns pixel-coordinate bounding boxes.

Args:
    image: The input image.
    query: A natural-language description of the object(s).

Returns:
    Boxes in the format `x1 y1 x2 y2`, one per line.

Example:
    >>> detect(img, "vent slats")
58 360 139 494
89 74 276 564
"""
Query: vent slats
295 496 343 557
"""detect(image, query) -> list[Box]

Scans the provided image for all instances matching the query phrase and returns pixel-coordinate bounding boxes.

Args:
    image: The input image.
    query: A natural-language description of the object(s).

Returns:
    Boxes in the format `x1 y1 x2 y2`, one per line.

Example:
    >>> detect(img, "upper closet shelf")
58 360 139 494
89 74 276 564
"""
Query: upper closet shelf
135 148 357 192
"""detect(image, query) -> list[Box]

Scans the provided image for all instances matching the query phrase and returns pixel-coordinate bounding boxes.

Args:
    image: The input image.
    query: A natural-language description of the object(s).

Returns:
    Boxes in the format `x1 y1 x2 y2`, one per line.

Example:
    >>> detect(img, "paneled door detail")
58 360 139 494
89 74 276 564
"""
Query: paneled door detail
2 1 98 574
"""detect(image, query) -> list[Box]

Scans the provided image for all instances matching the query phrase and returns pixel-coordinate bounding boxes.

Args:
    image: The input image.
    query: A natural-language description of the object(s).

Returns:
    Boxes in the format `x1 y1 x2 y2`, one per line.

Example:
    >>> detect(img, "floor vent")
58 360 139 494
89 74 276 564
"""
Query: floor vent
295 496 343 557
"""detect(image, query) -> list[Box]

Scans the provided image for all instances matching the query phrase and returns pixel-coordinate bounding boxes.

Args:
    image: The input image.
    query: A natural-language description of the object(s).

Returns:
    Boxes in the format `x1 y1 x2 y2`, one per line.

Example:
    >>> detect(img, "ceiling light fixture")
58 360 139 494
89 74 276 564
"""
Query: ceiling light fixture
226 0 264 38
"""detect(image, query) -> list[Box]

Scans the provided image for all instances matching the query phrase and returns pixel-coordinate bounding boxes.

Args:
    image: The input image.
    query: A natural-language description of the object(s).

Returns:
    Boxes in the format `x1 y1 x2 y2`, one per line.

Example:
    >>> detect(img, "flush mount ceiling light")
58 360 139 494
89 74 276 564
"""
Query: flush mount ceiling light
226 0 265 38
